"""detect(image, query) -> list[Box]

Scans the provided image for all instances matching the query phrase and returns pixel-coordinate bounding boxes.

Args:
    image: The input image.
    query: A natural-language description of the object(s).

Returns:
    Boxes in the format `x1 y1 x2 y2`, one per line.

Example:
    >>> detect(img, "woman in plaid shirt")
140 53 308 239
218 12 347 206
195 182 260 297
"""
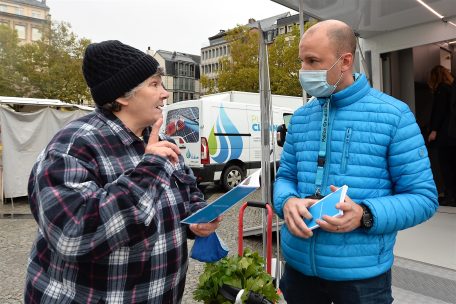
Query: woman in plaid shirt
24 40 220 304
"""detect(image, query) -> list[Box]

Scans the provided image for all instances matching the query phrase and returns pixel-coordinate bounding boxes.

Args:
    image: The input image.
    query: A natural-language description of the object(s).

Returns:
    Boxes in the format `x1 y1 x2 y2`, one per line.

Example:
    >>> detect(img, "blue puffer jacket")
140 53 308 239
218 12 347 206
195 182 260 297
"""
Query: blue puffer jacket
273 74 438 281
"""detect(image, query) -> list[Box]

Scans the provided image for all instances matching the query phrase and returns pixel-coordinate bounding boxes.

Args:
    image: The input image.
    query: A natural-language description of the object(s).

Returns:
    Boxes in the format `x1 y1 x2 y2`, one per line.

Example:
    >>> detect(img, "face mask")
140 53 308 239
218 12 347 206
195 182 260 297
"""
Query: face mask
299 55 344 97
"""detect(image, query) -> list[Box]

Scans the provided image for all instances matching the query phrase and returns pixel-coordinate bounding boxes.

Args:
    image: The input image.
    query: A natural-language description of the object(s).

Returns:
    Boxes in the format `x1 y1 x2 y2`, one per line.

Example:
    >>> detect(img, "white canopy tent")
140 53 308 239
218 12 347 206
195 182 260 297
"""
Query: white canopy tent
0 97 93 201
271 0 456 90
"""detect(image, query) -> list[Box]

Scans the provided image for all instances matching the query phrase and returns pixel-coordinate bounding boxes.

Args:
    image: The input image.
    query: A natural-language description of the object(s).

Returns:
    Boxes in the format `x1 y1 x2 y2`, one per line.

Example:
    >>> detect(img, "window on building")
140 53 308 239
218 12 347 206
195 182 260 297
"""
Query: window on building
14 24 26 40
32 28 41 41
0 5 7 13
15 7 24 15
31 10 42 19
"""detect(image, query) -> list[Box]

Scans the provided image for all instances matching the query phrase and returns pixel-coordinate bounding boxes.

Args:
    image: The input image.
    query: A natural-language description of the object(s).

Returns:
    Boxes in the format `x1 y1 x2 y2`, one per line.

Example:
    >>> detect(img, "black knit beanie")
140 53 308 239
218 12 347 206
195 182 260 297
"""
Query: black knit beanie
82 40 159 106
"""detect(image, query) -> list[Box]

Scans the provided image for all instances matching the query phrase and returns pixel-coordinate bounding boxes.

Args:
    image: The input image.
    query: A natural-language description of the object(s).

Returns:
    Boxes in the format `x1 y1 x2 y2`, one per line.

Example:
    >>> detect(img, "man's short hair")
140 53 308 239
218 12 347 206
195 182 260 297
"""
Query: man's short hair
327 26 356 57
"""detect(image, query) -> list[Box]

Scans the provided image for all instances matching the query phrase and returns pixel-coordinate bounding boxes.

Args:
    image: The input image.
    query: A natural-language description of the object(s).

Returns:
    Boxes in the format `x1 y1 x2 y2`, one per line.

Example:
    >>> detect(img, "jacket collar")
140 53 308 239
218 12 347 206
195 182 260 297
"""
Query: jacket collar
317 73 371 108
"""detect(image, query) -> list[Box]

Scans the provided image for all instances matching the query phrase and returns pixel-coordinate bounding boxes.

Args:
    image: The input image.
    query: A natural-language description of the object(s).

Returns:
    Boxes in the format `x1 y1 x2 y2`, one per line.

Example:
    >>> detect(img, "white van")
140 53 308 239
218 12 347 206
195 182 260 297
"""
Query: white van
162 91 302 190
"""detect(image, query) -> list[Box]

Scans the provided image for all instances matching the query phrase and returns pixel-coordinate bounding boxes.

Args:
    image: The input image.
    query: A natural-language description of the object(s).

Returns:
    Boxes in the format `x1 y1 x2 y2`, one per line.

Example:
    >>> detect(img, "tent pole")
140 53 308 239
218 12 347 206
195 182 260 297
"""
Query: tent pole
258 23 273 264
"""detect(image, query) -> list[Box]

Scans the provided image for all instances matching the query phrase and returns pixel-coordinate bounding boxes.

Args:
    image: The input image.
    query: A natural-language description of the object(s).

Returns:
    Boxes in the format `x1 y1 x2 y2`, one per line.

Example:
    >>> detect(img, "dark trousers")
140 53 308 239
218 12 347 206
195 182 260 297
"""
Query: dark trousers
279 264 393 304
438 146 456 198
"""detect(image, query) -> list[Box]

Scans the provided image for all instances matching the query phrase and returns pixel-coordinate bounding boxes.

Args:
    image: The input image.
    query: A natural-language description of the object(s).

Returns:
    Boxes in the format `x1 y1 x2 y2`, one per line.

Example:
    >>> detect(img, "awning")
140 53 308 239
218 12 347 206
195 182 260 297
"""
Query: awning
271 0 456 38
0 96 94 111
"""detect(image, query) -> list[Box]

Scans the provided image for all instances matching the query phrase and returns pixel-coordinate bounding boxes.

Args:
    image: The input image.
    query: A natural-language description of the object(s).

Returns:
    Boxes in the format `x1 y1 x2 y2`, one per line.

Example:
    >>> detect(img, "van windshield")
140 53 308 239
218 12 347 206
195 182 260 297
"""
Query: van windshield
165 107 200 143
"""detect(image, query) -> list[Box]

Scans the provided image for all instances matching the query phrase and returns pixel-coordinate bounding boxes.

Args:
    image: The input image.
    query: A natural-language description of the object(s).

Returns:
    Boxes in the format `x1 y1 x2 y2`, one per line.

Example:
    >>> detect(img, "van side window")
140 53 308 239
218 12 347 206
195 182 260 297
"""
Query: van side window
283 113 292 129
165 107 200 143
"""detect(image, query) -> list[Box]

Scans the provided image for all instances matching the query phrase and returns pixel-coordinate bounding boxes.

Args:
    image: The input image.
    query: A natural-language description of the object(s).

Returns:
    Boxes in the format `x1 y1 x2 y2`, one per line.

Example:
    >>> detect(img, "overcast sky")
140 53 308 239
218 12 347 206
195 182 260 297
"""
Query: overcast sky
45 0 295 55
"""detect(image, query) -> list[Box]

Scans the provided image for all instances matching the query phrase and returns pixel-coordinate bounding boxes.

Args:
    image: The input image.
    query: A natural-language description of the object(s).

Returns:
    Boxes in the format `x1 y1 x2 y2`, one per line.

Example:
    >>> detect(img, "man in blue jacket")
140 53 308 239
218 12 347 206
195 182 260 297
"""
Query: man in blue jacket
274 20 438 304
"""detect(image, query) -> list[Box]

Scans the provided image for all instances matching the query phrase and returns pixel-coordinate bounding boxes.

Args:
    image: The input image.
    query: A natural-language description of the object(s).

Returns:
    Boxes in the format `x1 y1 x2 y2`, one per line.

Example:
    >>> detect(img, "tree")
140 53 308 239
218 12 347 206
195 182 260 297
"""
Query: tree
200 74 217 94
208 21 317 97
217 25 260 93
269 24 310 97
0 25 23 96
17 22 91 103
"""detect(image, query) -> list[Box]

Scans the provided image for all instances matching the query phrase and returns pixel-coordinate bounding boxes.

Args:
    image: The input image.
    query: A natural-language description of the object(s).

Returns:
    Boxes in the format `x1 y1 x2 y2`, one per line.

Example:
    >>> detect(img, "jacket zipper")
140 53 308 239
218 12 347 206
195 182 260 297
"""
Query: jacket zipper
321 98 336 193
310 229 318 275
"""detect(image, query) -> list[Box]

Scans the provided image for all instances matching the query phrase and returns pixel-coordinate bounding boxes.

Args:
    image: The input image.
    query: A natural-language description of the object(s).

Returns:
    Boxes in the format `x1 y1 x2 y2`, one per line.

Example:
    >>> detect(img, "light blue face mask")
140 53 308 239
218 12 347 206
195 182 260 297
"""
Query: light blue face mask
299 55 344 97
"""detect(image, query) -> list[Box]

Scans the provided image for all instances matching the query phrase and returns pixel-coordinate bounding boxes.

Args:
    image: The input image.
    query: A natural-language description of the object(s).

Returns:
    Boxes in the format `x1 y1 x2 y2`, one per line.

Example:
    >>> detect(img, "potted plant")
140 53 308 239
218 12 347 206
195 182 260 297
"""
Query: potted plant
193 249 279 304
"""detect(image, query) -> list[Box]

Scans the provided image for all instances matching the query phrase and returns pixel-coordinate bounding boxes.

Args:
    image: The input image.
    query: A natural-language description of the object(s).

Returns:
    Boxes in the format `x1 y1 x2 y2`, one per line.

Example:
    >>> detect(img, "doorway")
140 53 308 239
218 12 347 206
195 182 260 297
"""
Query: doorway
381 42 455 196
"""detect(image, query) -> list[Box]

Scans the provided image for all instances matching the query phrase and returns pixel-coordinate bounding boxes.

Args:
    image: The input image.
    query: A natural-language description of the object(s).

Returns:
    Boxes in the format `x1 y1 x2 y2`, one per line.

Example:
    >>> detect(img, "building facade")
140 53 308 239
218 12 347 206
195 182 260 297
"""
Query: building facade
0 0 49 43
148 49 201 104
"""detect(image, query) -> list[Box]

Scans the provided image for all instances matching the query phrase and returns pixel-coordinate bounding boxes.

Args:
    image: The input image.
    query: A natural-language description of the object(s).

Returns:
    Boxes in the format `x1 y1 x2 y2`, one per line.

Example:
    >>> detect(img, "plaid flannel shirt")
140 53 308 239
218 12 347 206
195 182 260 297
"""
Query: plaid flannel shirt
25 108 206 304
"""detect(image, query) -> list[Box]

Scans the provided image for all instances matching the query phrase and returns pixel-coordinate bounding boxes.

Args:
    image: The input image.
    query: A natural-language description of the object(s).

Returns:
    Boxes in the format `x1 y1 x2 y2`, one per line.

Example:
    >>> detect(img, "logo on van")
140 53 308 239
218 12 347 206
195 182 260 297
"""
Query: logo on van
208 106 243 163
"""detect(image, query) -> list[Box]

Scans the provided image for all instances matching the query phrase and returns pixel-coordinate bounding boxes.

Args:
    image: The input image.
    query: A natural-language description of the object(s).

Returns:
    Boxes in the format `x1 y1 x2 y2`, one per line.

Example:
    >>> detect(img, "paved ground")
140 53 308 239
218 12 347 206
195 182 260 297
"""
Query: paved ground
0 185 271 304
2 189 455 304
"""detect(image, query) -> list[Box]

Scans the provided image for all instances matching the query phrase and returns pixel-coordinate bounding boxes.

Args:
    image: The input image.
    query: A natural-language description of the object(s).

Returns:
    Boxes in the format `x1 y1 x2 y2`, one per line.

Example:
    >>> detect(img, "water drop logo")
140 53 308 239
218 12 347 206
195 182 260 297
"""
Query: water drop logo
208 106 243 163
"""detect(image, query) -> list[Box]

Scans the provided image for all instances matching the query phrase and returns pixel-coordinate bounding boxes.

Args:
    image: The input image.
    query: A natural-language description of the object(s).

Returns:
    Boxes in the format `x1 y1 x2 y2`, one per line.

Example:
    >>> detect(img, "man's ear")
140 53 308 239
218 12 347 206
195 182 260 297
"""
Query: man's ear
341 53 353 72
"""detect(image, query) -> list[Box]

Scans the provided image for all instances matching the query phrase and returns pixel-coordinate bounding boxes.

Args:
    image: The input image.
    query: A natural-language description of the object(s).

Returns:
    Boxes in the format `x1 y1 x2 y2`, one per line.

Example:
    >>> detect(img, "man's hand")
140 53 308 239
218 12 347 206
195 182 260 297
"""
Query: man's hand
145 118 180 163
283 197 318 238
189 216 222 237
317 185 363 233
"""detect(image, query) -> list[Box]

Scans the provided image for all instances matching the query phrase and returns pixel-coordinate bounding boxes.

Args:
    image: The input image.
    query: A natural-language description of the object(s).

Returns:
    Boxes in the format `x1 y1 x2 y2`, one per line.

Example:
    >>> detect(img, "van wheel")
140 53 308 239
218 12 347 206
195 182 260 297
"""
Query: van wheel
221 165 245 191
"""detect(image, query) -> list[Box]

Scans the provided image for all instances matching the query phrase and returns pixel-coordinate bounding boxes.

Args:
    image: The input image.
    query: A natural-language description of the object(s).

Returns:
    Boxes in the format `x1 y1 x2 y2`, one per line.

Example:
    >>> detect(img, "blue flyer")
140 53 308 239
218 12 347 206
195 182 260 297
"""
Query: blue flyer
304 185 348 230
181 169 261 224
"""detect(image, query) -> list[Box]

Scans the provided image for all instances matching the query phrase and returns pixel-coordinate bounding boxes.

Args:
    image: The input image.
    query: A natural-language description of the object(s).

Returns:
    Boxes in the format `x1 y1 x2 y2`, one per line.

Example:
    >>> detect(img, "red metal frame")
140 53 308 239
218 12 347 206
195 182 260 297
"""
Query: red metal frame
238 202 273 274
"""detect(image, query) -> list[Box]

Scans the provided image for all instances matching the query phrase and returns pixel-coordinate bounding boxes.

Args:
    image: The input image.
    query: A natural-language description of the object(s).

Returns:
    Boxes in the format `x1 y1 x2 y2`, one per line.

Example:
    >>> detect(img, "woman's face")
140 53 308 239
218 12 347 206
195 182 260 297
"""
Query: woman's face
126 75 169 127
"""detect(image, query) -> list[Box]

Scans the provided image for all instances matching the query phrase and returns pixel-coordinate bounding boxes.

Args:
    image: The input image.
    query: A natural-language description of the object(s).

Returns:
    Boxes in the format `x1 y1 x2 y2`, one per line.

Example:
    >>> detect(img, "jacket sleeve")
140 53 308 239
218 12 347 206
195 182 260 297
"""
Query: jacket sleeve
273 118 300 218
430 85 451 133
362 108 438 235
28 149 176 262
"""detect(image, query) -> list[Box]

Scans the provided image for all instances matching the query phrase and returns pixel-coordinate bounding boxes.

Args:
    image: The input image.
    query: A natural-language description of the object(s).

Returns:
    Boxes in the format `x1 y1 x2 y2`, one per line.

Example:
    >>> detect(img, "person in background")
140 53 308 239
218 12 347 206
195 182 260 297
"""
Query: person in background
24 40 220 304
273 20 438 304
428 65 456 206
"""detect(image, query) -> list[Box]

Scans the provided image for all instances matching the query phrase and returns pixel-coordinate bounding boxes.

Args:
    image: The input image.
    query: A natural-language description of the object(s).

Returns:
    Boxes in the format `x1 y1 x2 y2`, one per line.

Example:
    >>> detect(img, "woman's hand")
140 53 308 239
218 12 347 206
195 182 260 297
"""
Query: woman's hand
145 118 180 163
428 130 437 142
189 217 222 237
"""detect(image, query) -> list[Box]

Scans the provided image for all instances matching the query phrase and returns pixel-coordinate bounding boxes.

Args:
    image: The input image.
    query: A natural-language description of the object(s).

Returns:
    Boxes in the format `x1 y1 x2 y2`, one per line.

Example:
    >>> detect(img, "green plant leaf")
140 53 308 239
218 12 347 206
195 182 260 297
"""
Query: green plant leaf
193 249 278 303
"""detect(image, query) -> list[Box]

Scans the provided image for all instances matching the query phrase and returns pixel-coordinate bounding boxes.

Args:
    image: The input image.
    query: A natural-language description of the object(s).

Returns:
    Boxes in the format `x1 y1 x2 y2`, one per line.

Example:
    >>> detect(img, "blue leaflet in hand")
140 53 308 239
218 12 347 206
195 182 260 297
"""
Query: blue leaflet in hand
304 185 348 230
181 169 261 224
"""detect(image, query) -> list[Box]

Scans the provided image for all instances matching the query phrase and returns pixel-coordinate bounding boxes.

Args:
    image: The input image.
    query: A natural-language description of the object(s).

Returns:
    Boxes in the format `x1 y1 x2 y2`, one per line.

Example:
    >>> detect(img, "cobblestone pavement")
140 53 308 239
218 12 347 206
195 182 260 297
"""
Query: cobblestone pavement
0 186 277 304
